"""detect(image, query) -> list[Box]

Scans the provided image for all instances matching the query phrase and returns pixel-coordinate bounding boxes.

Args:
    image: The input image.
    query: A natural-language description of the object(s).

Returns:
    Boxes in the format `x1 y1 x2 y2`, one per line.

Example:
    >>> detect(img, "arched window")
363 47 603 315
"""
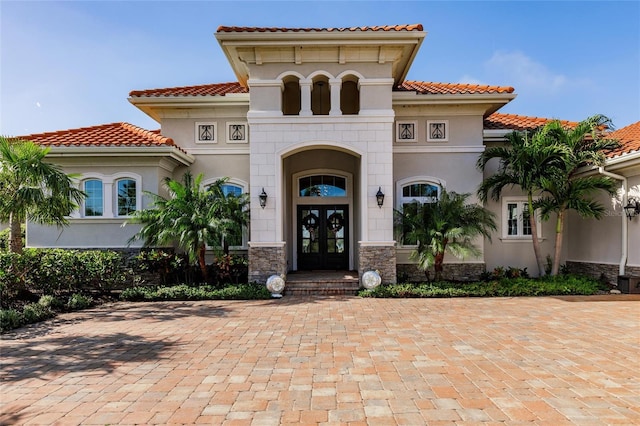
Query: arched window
340 77 360 115
397 181 442 246
299 175 347 197
116 179 137 216
282 76 301 115
84 179 103 217
311 76 330 115
204 179 248 249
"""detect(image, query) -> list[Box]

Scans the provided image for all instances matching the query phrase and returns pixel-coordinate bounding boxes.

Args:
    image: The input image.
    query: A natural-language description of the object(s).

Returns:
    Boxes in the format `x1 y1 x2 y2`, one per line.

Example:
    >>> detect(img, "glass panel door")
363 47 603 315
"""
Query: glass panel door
298 205 348 270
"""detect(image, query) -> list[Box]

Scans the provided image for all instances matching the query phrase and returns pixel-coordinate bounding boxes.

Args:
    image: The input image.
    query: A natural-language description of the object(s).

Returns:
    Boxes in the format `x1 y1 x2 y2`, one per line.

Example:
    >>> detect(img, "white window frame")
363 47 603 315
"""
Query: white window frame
83 178 104 218
427 120 449 142
501 197 542 240
226 121 248 144
202 177 249 249
395 177 446 247
195 122 217 144
115 177 138 217
396 121 417 143
74 172 142 219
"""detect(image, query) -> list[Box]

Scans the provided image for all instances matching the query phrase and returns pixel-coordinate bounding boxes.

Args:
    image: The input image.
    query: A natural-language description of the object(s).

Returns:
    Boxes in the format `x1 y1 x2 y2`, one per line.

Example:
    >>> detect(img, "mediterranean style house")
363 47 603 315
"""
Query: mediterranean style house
18 25 640 286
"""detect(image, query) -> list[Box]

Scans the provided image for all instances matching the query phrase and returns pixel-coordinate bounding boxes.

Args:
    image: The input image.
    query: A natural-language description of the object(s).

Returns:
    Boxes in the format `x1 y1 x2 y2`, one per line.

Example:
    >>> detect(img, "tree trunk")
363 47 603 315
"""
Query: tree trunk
551 209 565 276
197 244 208 282
434 252 445 282
9 212 23 254
528 195 546 276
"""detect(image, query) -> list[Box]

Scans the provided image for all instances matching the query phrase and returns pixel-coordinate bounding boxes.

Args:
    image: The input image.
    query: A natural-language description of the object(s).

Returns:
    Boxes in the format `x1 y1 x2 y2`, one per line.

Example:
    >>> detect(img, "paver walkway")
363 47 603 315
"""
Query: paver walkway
1 295 639 425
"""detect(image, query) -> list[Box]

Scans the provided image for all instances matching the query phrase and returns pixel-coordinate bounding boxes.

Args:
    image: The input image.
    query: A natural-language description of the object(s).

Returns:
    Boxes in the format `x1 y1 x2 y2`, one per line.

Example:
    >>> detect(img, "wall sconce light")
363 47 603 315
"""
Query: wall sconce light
624 198 640 220
259 188 268 209
376 187 385 208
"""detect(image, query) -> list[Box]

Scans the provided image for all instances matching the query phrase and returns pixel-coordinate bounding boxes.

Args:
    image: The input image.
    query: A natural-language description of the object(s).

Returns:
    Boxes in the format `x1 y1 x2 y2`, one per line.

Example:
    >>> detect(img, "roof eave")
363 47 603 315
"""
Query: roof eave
216 29 426 88
128 94 251 121
45 145 195 166
393 92 516 116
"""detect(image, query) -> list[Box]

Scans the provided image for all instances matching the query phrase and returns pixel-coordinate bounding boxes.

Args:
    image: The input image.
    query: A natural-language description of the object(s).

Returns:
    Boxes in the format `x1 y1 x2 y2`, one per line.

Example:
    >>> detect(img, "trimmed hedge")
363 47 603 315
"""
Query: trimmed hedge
120 283 271 302
0 249 130 304
359 275 605 298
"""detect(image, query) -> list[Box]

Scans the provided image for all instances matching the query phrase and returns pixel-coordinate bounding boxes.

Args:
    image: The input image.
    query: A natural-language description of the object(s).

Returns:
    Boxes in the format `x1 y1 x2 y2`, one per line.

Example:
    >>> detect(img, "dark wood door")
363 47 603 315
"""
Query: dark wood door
297 205 348 270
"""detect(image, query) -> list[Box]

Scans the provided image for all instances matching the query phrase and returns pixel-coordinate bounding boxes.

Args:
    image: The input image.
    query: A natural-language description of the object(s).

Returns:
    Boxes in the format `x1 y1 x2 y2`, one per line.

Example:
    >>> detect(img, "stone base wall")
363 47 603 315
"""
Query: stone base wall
396 263 485 283
565 261 640 285
249 245 287 284
359 245 396 285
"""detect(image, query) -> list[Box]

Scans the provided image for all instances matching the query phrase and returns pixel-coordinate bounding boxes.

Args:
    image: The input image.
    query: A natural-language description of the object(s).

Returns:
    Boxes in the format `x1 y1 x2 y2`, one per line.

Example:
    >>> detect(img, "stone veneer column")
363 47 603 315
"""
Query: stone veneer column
359 243 397 284
248 242 287 284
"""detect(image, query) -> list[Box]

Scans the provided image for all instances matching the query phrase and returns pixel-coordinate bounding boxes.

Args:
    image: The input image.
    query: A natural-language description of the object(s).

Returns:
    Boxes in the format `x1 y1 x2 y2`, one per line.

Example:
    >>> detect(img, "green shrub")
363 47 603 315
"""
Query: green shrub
22 303 55 323
120 283 271 302
0 309 23 332
38 295 64 310
0 249 131 305
67 294 94 310
119 286 154 302
132 249 188 285
359 275 602 298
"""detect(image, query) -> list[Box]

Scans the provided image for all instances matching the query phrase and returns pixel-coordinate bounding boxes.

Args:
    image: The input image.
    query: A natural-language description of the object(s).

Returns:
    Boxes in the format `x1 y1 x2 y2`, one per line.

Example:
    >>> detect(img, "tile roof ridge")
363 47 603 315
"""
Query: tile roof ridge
488 112 579 126
120 122 175 146
129 81 243 97
216 24 423 33
403 80 515 92
17 122 175 148
18 122 124 139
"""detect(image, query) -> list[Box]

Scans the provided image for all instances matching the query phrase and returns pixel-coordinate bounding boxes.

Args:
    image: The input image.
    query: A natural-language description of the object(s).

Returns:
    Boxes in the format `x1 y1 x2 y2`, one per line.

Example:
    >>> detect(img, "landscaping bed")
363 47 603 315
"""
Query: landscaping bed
358 275 607 298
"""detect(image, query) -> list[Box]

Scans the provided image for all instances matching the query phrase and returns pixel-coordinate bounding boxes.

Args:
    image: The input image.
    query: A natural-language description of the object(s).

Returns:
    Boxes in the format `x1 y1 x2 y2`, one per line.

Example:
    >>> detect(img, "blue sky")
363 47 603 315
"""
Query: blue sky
1 1 638 136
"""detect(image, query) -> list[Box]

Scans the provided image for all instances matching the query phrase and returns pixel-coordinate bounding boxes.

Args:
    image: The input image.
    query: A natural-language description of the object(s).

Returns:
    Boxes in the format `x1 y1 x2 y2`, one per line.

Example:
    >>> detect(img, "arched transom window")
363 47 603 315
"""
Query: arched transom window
299 175 347 197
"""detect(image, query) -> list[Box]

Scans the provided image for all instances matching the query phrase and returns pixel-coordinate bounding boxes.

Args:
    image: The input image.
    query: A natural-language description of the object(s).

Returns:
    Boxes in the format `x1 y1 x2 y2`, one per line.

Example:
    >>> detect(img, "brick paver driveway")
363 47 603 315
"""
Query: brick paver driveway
1 295 639 425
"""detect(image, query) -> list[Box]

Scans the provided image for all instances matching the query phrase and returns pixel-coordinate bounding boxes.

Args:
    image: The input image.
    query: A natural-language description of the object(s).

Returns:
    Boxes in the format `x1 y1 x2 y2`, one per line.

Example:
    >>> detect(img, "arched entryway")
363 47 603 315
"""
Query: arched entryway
281 147 361 271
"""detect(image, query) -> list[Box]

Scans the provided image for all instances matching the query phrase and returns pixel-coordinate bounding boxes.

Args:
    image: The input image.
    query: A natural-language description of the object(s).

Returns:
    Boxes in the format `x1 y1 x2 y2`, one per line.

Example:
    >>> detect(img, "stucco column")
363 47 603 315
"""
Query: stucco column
300 79 312 116
329 78 341 116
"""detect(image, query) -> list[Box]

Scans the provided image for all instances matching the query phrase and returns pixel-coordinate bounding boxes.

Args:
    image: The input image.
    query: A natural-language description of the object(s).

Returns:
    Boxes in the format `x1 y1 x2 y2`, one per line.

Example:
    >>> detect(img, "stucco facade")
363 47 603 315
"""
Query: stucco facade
19 24 640 286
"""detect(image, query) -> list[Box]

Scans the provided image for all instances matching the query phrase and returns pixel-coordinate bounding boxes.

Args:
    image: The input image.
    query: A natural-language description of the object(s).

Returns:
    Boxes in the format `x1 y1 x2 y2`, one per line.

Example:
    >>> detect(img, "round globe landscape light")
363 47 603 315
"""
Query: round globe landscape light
362 270 382 289
266 275 285 297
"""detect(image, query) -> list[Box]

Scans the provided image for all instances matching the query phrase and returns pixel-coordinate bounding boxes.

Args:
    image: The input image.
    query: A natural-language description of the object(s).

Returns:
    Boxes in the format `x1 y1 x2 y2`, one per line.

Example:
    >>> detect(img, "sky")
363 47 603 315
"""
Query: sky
1 1 638 137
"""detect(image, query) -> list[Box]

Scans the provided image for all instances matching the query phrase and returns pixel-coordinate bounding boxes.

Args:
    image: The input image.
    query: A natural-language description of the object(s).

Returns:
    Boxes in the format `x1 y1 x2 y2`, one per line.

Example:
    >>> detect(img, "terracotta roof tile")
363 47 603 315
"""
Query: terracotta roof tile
484 113 577 131
129 82 247 98
397 81 515 95
131 80 515 99
17 122 179 150
216 24 424 33
605 121 640 158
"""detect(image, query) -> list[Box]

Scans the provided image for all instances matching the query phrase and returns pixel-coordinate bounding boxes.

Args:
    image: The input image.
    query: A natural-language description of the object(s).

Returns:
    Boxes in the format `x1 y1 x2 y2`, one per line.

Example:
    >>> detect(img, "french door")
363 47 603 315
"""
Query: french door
297 205 348 270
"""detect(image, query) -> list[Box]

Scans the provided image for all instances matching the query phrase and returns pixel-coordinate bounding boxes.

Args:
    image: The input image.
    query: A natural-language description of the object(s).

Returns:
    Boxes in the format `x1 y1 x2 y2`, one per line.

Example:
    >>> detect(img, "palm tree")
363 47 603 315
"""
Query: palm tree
477 130 565 276
127 172 249 282
204 178 249 255
533 115 620 275
0 137 85 253
400 189 496 281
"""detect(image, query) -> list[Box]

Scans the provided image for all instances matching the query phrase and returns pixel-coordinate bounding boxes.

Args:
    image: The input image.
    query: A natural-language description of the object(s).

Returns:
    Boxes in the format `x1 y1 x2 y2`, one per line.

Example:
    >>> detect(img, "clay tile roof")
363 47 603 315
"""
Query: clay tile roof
16 122 180 150
605 121 640 158
129 82 247 98
397 81 515 95
484 113 578 131
216 24 423 33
